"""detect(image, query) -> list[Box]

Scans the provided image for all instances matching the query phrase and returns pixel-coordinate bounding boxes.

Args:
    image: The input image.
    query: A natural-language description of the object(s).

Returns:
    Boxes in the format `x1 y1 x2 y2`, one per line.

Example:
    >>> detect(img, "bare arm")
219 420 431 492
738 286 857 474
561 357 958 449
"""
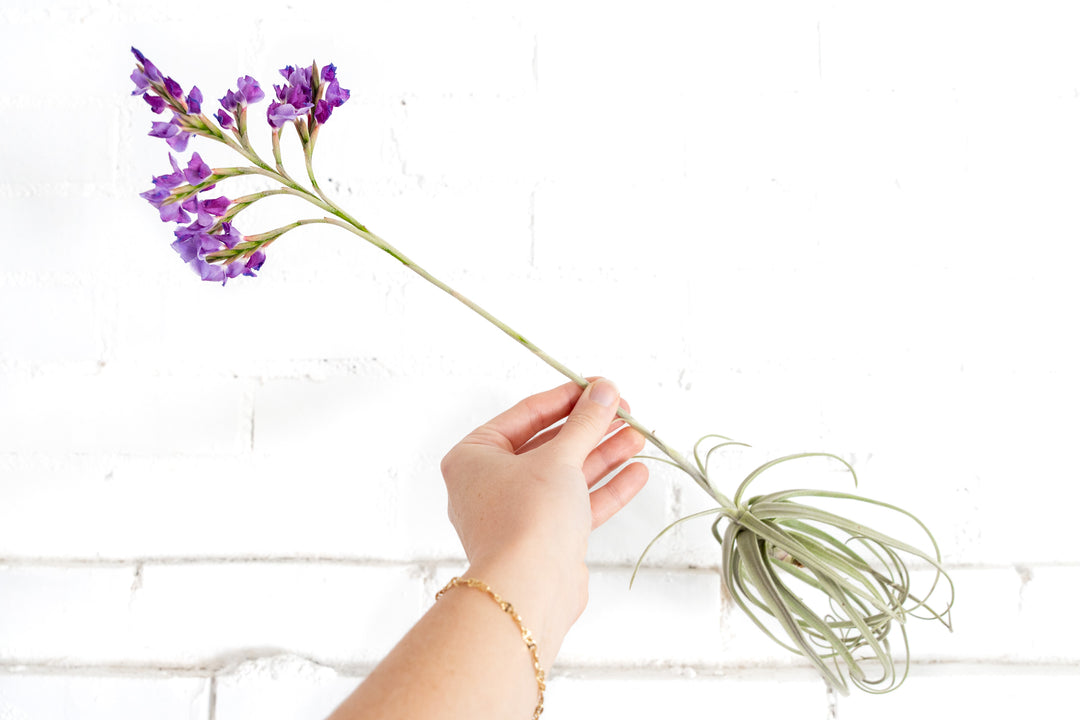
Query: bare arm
327 379 649 719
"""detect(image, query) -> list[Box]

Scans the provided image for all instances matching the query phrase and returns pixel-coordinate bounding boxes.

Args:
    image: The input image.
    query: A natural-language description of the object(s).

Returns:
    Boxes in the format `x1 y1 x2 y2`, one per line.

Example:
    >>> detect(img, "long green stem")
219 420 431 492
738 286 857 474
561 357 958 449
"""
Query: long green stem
318 213 721 501
304 138 336 209
211 131 725 503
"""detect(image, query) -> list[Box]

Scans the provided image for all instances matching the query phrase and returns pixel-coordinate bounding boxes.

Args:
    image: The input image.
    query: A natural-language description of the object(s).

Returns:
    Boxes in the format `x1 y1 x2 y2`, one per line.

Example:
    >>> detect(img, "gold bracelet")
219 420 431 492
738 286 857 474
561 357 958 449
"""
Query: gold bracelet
436 576 546 719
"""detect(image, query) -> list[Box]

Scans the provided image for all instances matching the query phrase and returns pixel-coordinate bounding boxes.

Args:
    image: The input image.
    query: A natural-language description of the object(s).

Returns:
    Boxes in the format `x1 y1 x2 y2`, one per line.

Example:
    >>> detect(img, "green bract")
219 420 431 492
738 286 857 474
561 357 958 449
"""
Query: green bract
633 437 955 694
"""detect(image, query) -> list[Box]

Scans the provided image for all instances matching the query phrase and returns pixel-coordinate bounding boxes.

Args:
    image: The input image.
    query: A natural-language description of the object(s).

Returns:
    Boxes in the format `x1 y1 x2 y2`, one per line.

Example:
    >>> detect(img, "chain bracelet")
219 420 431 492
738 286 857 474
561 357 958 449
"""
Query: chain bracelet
436 576 546 719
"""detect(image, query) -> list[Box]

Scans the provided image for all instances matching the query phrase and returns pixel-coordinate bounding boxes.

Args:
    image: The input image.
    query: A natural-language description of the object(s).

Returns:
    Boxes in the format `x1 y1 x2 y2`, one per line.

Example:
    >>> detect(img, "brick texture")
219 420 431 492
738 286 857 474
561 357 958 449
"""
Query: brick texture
3 1 1079 717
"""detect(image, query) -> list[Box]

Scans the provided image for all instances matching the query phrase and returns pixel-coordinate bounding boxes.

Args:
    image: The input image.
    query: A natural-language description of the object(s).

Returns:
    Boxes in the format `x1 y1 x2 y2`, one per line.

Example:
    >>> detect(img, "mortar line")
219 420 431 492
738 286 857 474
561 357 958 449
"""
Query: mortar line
2 556 1074 572
2 659 1077 680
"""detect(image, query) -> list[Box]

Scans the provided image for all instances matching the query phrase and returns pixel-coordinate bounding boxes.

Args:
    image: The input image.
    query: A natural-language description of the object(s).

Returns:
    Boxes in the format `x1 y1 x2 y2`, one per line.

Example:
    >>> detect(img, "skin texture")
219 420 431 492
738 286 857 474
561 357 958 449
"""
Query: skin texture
327 379 649 720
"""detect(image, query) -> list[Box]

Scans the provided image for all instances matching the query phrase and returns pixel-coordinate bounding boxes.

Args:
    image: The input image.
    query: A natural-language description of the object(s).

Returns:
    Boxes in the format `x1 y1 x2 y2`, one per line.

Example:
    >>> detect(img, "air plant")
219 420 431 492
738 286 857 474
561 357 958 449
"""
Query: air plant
129 47 954 694
632 437 952 693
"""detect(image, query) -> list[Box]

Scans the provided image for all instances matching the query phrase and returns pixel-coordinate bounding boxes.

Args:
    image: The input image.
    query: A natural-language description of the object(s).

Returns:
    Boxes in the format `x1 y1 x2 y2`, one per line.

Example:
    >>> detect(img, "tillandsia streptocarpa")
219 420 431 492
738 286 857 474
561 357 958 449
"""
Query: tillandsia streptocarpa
129 47 954 694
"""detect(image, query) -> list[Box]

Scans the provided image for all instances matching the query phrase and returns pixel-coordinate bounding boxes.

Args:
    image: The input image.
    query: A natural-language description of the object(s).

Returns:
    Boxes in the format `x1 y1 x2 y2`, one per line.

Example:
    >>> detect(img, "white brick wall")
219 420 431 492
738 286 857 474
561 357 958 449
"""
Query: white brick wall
3 1 1079 717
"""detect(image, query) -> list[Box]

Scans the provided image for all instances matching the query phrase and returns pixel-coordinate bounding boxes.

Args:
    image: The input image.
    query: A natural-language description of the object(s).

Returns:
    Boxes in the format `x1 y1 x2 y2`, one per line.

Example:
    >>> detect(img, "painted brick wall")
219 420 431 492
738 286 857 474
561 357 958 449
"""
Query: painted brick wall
3 1 1079 718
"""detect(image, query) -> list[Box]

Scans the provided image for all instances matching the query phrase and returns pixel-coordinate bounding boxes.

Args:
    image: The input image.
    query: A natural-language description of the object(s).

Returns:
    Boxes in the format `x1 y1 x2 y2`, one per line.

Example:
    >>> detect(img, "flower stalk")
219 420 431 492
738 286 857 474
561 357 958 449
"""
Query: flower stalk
129 48 953 694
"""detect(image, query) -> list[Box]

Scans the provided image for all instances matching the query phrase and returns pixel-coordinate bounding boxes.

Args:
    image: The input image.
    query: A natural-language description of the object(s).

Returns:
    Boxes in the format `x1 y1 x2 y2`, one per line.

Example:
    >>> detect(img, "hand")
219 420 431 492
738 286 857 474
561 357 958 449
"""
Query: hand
328 379 651 720
440 378 649 663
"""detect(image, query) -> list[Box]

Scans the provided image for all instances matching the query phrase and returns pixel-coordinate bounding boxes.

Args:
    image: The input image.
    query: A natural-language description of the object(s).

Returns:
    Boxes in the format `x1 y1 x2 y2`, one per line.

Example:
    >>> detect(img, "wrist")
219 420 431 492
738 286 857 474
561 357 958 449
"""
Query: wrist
465 547 588 670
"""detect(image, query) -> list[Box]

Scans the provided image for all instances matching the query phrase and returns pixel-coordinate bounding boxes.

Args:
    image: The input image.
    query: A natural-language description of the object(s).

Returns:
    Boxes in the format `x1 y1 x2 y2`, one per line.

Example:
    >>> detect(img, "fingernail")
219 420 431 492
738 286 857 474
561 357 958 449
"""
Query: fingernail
588 379 618 407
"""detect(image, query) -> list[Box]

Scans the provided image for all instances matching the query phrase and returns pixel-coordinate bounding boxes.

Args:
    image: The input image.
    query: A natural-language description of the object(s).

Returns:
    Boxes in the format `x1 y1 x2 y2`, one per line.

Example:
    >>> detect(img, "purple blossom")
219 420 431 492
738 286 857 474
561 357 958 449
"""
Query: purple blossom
267 101 310 128
171 225 214 263
182 152 212 185
140 150 263 285
186 86 202 114
139 154 190 222
131 49 207 150
237 75 265 104
130 47 163 92
223 248 266 280
314 80 350 123
162 202 190 224
220 90 241 113
217 75 265 129
148 116 192 152
180 194 230 226
134 85 267 283
139 184 181 221
171 220 263 285
278 64 313 94
200 196 231 216
143 92 166 114
267 62 348 128
324 79 349 106
154 154 186 189
163 77 184 101
131 54 348 284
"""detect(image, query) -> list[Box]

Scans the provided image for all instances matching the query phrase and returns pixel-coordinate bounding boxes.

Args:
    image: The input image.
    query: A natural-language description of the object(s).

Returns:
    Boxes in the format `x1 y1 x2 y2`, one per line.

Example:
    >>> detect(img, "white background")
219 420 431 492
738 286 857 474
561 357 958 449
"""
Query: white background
2 1 1078 717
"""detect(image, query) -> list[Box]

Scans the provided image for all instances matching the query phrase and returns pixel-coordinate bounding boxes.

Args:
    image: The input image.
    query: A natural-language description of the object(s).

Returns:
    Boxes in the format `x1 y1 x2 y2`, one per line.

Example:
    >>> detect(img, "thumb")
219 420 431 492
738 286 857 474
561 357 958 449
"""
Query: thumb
552 379 621 464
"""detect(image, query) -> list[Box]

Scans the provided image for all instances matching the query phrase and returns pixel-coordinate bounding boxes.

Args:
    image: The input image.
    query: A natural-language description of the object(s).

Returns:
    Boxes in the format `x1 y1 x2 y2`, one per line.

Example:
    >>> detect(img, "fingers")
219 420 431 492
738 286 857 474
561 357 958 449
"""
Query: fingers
549 379 622 465
583 425 647 488
466 380 587 452
515 398 631 455
516 416 625 456
590 462 649 529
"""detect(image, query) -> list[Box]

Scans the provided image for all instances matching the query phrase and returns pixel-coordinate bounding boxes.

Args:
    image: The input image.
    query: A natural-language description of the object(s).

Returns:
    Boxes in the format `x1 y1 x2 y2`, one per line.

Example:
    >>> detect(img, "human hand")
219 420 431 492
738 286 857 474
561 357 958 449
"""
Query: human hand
440 378 649 664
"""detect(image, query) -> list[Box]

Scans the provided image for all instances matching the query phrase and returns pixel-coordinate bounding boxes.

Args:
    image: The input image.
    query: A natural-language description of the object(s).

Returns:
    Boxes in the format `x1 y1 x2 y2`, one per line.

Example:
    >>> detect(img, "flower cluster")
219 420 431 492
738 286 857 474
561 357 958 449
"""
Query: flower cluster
130 47 203 152
268 63 350 130
216 75 264 131
131 48 349 283
137 151 263 283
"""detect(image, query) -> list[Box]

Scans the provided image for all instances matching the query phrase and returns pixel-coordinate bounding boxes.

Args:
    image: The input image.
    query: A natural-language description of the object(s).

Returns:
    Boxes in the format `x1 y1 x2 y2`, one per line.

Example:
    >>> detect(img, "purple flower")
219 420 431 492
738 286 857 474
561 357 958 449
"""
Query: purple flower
180 194 230 225
182 152 212 185
162 202 191 224
140 184 180 221
130 47 163 93
217 75 265 129
277 75 313 109
200 196 231 216
267 101 309 128
141 150 261 285
172 210 227 257
314 80 350 123
186 86 202 114
266 62 347 128
154 154 186 188
171 227 213 263
131 49 208 150
237 75 265 104
170 219 262 285
131 54 351 284
163 77 184 101
139 154 191 222
220 89 241 114
278 64 313 94
324 79 349 106
143 92 166 114
148 116 192 152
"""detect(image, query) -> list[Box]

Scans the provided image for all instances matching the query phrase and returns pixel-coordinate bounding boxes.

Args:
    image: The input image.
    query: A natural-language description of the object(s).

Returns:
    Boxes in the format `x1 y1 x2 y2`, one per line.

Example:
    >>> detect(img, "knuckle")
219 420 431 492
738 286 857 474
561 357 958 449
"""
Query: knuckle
563 412 602 437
